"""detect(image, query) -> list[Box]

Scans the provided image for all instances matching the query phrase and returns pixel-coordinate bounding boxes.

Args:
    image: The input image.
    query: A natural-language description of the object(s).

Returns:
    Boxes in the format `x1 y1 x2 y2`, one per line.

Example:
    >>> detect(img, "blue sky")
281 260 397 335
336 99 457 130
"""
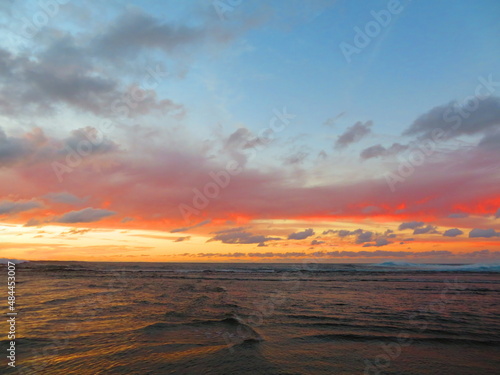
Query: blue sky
3 0 499 141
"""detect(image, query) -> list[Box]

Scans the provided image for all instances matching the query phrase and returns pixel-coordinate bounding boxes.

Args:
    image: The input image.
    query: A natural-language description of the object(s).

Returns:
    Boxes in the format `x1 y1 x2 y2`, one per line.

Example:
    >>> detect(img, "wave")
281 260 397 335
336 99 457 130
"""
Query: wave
0 258 29 264
292 333 500 346
141 316 264 342
374 262 500 272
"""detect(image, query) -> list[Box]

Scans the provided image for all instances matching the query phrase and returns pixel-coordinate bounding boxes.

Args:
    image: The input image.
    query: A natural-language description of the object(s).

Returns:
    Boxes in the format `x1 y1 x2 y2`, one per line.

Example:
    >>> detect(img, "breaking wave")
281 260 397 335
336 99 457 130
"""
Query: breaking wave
374 262 500 272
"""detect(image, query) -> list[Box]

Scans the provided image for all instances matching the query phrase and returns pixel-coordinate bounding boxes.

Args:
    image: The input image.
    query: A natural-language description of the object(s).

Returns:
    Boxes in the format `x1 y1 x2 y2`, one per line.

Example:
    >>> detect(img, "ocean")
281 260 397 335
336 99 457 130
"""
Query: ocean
2 261 499 374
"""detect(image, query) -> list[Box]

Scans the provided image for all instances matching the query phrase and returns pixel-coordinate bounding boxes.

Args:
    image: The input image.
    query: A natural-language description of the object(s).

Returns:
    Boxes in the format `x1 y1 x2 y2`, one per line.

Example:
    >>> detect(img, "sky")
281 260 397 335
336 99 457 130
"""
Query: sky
0 0 499 263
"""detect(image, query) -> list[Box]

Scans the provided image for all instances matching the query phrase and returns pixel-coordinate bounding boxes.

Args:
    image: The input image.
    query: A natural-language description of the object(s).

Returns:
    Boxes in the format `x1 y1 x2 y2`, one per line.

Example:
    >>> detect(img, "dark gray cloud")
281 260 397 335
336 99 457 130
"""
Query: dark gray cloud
323 112 345 127
248 251 305 257
209 229 281 244
24 218 42 227
174 236 191 242
283 151 309 165
469 228 500 238
187 249 500 259
61 228 92 236
0 200 42 215
0 38 182 118
54 207 116 223
413 225 439 235
223 128 260 167
89 7 244 61
288 228 315 240
63 127 119 155
443 228 464 237
398 221 425 230
402 96 500 140
448 213 469 218
477 130 500 150
0 126 119 167
360 143 408 160
335 121 372 149
337 229 363 237
44 192 87 205
495 208 500 218
0 3 264 118
362 238 391 247
323 228 374 244
384 230 397 238
319 250 452 258
310 239 325 245
355 231 373 244
171 219 211 233
0 127 32 166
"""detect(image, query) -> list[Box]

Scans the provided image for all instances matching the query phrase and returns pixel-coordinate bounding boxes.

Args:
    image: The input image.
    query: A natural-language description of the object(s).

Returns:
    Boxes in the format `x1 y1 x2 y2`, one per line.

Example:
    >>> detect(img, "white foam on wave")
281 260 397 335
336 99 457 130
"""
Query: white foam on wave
0 258 29 264
374 261 500 272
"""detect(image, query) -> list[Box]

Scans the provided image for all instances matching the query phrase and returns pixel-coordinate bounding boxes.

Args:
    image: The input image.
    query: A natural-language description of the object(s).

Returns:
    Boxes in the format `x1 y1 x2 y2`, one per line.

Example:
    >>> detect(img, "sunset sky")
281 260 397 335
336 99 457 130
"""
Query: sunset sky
0 0 499 262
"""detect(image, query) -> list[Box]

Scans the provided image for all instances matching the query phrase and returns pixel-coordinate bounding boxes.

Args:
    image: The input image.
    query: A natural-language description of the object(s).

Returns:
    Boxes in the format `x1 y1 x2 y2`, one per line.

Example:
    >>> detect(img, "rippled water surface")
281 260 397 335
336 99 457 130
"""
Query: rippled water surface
2 262 500 374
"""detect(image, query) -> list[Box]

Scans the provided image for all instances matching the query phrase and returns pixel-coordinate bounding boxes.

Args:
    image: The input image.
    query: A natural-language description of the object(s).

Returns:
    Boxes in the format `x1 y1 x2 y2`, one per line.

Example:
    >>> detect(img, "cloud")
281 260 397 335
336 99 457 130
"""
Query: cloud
469 228 500 238
44 192 87 205
0 200 42 215
0 41 183 118
402 96 500 140
335 121 372 149
477 130 500 150
63 127 119 155
209 229 281 244
283 151 309 165
310 239 325 245
185 249 467 259
413 225 439 235
0 126 119 169
174 236 191 242
443 228 464 237
384 229 397 238
24 218 42 227
362 238 391 247
0 127 33 166
323 228 375 244
0 115 499 231
54 208 116 223
355 231 373 244
496 208 500 218
448 213 469 218
89 7 247 62
360 143 408 160
288 228 315 240
323 112 345 127
170 219 211 233
337 229 363 237
61 228 92 236
398 221 425 230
